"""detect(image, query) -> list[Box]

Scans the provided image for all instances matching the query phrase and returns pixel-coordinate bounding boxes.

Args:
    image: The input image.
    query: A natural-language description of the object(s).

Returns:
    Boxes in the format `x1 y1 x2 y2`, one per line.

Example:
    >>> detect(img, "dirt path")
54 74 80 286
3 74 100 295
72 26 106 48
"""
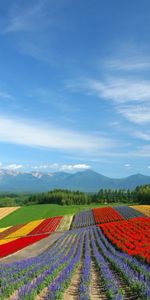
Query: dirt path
35 287 48 300
63 263 83 300
0 232 64 264
110 267 139 300
90 261 107 300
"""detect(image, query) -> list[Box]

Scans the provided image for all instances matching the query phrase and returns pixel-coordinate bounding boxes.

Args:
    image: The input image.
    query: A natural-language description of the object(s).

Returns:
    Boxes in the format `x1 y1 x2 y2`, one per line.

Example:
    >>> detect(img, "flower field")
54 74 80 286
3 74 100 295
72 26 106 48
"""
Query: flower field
0 217 62 257
93 207 124 224
130 205 150 217
0 234 49 258
0 205 150 299
71 210 95 228
114 205 145 219
0 225 150 299
28 216 62 235
100 217 150 263
57 214 73 231
0 206 20 220
0 226 11 233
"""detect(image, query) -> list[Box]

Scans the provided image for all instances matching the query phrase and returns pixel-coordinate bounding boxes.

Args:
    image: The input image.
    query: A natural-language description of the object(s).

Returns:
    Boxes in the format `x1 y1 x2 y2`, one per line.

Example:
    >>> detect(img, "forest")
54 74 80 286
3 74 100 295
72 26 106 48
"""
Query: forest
0 185 149 207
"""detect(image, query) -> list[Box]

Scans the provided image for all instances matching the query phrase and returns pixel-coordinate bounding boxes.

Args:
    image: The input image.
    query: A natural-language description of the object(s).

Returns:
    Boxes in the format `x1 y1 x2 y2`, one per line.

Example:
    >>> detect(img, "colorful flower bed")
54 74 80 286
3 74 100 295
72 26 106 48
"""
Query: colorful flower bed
28 216 62 235
0 234 49 258
0 226 11 234
0 223 25 239
114 205 145 219
99 217 150 263
71 210 95 228
93 207 124 224
0 206 20 220
0 226 150 299
130 205 150 217
57 215 73 231
0 217 63 256
0 219 44 245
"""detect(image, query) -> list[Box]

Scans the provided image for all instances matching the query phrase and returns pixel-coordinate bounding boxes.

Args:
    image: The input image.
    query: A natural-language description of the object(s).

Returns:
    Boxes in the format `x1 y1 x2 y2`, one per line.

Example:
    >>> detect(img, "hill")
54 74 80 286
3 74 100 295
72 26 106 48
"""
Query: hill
0 169 150 192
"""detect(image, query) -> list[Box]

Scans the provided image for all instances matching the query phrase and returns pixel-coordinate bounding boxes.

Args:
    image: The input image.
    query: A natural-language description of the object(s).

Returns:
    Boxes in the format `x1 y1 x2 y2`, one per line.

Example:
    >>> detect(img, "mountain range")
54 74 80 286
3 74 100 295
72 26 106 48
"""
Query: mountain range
0 169 150 193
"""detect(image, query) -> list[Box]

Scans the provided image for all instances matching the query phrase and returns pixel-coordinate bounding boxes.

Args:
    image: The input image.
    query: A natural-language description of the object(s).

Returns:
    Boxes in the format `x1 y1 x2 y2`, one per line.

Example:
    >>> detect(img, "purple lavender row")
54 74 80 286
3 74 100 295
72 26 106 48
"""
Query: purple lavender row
72 210 95 228
0 232 74 299
90 227 123 300
16 231 84 300
97 227 150 281
93 227 150 299
114 206 145 219
47 231 85 299
79 230 91 300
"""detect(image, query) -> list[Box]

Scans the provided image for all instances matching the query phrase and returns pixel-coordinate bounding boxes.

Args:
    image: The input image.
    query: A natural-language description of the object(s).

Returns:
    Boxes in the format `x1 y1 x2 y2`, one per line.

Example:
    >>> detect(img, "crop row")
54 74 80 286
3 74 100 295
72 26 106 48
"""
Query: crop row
71 210 95 228
114 205 145 219
60 206 149 229
0 206 20 220
0 226 149 299
0 217 62 257
28 216 62 235
0 219 44 245
57 215 73 231
100 217 150 263
93 207 124 224
131 205 150 217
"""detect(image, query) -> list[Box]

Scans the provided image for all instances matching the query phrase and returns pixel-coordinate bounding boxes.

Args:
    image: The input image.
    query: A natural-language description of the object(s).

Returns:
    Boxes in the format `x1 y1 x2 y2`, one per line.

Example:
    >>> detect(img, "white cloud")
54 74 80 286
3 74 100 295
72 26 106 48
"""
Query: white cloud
87 78 150 104
118 104 150 124
105 57 150 71
68 77 150 125
124 164 131 167
32 165 50 170
148 166 150 169
133 131 150 141
27 163 91 172
4 164 23 170
0 115 115 153
60 164 91 171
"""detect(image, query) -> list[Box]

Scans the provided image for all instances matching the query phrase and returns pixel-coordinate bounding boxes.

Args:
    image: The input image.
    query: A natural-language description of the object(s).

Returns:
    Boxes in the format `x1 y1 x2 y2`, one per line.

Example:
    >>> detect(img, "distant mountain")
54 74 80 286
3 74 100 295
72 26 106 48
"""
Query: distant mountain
0 169 150 193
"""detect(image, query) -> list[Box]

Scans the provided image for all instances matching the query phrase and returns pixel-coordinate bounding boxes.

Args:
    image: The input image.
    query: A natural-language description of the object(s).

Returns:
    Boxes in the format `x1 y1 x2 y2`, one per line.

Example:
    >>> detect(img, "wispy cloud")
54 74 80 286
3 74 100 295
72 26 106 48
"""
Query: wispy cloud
0 91 14 100
4 164 23 170
132 130 150 141
86 78 150 104
2 1 48 34
0 115 115 154
105 55 150 71
66 76 150 124
117 104 150 124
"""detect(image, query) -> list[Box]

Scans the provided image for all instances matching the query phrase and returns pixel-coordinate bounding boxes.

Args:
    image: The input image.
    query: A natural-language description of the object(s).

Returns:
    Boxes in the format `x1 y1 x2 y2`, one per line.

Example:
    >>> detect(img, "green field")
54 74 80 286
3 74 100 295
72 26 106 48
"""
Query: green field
0 202 134 227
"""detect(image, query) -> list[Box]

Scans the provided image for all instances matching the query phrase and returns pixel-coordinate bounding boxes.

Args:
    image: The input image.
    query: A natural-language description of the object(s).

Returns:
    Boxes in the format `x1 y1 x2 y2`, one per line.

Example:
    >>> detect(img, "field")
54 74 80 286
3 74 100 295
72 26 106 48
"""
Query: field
0 202 131 227
0 206 20 220
0 204 149 300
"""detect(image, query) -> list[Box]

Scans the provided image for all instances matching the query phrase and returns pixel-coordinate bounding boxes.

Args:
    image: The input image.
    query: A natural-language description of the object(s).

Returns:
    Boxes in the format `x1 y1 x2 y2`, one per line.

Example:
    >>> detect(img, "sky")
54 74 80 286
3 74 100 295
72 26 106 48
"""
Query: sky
0 0 150 178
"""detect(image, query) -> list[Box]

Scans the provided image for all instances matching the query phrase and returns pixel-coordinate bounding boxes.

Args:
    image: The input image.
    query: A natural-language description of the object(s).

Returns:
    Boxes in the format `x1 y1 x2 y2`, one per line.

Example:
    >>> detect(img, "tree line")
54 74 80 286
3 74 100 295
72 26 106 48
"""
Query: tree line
0 185 149 207
26 185 149 205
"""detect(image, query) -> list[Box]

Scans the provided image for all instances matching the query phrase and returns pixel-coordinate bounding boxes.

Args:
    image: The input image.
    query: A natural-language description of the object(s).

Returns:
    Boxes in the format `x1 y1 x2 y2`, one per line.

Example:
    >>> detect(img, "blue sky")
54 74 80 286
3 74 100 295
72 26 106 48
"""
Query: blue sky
0 0 150 177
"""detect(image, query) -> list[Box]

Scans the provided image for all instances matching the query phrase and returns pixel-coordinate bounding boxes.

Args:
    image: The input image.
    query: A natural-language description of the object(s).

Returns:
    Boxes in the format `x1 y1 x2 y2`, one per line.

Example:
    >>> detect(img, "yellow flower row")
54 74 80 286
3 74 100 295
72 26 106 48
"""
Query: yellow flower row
0 226 11 233
0 219 44 245
57 215 73 231
0 207 20 220
130 205 150 217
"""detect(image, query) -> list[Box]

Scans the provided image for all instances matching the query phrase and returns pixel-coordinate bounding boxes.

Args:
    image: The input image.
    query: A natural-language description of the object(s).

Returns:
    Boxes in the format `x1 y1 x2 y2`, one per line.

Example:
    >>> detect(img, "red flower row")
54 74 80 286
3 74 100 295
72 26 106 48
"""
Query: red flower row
28 216 62 235
99 217 150 263
0 216 63 258
0 234 49 258
93 207 124 224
